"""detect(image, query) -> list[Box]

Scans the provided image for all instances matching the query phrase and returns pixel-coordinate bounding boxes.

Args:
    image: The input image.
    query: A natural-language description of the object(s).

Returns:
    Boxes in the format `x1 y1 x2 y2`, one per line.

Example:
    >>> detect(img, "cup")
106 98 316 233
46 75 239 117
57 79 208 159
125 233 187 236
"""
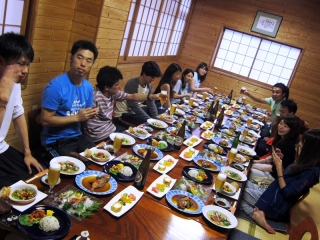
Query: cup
169 104 177 115
188 97 194 106
247 117 253 125
203 92 208 100
213 87 218 94
46 163 61 194
113 134 123 155
174 136 183 150
240 87 246 94
215 172 227 192
228 148 238 164
243 128 249 137
159 90 168 109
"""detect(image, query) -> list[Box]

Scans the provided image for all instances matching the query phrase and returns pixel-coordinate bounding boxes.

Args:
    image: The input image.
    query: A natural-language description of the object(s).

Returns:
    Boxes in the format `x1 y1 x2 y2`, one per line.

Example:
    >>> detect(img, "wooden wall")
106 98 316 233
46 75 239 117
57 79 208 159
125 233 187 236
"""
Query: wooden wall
178 0 320 128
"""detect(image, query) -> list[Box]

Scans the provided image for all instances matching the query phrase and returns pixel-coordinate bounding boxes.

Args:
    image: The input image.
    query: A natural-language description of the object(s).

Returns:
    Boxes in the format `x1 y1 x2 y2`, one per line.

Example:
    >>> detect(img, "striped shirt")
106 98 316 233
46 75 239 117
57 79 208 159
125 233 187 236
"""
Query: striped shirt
84 90 127 142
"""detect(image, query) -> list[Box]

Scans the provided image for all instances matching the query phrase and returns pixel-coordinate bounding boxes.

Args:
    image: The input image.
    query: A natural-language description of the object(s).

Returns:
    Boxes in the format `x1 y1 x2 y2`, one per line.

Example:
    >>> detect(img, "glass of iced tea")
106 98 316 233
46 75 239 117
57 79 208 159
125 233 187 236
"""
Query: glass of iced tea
159 90 168 109
113 134 123 156
215 172 227 192
169 104 176 115
46 163 61 194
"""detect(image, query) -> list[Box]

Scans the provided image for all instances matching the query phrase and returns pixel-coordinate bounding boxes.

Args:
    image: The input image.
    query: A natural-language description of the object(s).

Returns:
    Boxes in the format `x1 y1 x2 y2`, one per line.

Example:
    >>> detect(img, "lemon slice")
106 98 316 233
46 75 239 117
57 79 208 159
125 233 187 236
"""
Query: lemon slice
46 210 54 216
121 194 133 203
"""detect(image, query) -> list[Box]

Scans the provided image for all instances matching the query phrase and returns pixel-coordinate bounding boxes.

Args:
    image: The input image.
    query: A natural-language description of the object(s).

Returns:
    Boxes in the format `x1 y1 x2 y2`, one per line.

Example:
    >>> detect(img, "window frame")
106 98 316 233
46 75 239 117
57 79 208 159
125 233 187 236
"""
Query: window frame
119 0 194 64
210 26 304 89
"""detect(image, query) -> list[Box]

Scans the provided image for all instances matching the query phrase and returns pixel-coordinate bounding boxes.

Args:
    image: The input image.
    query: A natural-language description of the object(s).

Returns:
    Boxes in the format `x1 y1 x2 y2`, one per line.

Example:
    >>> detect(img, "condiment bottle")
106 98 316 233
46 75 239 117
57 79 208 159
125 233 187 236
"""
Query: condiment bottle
215 107 225 129
134 148 152 190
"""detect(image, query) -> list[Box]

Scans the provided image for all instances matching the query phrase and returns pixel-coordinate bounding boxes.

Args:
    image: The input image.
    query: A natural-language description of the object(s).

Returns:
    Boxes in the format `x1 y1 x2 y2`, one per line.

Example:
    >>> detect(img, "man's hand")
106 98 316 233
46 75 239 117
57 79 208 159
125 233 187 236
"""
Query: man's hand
0 64 20 106
150 93 160 101
76 107 99 122
24 154 44 174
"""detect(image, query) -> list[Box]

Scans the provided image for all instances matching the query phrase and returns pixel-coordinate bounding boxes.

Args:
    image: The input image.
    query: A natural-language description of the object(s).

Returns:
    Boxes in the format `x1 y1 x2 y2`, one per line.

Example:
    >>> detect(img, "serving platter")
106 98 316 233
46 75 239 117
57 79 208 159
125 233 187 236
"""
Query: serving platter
50 156 85 175
202 205 238 229
153 155 179 174
182 166 213 185
132 144 163 161
147 174 176 198
103 160 137 182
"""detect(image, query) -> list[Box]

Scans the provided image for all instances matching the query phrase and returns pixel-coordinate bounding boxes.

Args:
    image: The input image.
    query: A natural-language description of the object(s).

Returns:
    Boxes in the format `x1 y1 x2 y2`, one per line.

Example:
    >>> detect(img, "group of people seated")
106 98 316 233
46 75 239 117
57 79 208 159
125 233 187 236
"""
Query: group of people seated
1 32 319 236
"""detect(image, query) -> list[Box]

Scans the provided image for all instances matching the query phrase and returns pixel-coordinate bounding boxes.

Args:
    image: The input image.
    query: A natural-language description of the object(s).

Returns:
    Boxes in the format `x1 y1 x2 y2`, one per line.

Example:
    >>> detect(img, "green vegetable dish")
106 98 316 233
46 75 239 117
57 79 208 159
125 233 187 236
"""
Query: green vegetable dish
12 188 35 200
59 160 79 174
208 211 231 226
224 170 242 181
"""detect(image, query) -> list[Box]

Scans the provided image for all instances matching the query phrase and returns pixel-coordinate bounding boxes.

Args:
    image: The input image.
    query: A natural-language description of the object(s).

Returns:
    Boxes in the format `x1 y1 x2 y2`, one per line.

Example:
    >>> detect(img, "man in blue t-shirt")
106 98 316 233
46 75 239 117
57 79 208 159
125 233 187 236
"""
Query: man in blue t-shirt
41 40 99 157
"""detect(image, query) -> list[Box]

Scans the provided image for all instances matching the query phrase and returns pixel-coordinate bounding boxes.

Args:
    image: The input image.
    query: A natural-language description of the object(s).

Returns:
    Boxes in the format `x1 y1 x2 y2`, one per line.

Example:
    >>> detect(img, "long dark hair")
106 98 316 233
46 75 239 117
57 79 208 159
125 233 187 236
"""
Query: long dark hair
273 83 289 99
272 116 300 149
154 63 181 97
291 129 320 172
181 68 193 89
195 62 208 83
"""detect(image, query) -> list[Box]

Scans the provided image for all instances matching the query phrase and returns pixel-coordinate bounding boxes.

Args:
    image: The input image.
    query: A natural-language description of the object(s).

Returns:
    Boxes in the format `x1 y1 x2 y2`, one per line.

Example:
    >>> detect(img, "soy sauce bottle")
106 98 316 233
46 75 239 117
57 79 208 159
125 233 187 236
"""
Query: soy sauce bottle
226 90 233 104
215 107 225 129
134 148 152 190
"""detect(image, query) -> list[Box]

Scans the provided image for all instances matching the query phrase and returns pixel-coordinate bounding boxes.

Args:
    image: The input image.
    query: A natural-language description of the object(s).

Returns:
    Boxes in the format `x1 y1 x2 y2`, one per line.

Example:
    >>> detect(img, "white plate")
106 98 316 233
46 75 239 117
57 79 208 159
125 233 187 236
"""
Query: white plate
212 183 241 200
104 185 144 217
147 119 168 129
200 121 214 130
153 155 179 174
221 166 247 182
169 108 185 116
41 174 61 186
132 144 163 161
202 205 238 229
147 174 176 198
239 135 255 145
184 100 199 107
157 114 176 124
109 133 135 145
252 119 264 126
50 156 86 175
80 147 115 165
8 180 47 212
224 109 233 116
237 146 256 156
183 136 202 147
220 182 236 196
179 146 199 161
232 104 241 109
125 129 152 140
248 130 261 138
201 130 215 140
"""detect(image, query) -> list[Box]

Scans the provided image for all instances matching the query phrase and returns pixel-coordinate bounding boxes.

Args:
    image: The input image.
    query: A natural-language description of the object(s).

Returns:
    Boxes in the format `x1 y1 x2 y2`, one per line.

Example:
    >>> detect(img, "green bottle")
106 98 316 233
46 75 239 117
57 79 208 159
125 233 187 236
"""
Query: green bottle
231 131 241 149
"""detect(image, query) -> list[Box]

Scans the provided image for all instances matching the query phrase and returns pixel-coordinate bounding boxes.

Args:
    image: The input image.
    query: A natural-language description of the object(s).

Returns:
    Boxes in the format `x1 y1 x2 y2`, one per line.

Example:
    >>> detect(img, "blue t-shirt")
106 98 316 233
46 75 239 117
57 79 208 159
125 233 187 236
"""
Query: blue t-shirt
41 73 94 145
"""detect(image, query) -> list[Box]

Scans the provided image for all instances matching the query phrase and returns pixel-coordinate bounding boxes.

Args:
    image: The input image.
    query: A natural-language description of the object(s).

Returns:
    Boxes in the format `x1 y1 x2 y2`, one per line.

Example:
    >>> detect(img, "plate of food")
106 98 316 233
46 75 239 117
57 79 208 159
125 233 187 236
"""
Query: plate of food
239 135 256 145
17 205 72 240
179 146 199 161
214 197 231 209
237 146 256 156
172 108 185 116
213 132 235 141
109 133 135 146
117 153 143 169
182 166 213 185
234 153 248 164
198 150 226 164
157 113 175 124
221 166 247 182
193 156 221 172
173 178 211 202
200 121 214 130
232 103 241 109
203 142 227 156
147 174 176 198
103 160 137 182
166 190 204 215
224 109 233 116
133 144 163 161
127 127 151 139
185 114 204 124
44 185 103 221
184 100 199 107
153 155 179 174
147 119 168 129
220 128 236 137
248 130 261 138
247 123 261 131
146 138 174 152
202 205 238 229
183 136 202 147
104 185 144 217
220 182 237 196
201 130 215 140
82 148 114 165
232 163 245 171
166 127 191 139
49 156 85 175
211 137 232 148
75 170 117 195
176 104 191 112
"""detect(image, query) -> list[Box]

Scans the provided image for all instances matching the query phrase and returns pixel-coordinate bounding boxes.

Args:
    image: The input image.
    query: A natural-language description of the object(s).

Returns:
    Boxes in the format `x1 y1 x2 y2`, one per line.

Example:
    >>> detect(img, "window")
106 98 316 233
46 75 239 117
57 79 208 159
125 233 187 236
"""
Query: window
0 0 29 35
120 0 192 60
212 28 302 86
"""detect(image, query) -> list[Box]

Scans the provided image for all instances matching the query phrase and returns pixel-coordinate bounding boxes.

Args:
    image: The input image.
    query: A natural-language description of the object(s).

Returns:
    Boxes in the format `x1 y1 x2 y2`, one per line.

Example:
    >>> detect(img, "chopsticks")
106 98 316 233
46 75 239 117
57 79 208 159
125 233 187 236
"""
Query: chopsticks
25 169 49 183
230 200 237 214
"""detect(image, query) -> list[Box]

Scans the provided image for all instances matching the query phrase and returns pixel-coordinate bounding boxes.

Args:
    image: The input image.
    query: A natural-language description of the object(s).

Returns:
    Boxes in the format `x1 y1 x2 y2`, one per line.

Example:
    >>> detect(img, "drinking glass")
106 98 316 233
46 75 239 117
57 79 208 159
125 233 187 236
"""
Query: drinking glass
213 87 218 94
188 97 194 106
203 92 208 101
240 87 246 95
243 128 249 137
228 148 238 165
46 163 61 194
169 104 177 115
215 172 226 192
113 134 123 156
159 90 168 109
247 117 253 125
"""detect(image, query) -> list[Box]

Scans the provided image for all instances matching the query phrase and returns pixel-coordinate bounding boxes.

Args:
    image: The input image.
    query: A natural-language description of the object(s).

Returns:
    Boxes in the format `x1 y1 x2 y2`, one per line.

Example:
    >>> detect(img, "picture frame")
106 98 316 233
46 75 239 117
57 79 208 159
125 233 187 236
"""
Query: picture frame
251 11 283 38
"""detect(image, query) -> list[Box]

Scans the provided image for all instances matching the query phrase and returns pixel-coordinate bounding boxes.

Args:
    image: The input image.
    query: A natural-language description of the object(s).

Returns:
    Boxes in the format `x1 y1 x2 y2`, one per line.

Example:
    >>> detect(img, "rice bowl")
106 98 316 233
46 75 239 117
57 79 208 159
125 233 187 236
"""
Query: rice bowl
39 216 60 232
119 166 133 177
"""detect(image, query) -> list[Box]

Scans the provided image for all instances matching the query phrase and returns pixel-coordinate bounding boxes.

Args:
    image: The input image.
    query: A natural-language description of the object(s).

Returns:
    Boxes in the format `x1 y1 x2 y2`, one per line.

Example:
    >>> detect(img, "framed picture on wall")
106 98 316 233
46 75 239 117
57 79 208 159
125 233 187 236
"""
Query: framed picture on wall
251 11 283 38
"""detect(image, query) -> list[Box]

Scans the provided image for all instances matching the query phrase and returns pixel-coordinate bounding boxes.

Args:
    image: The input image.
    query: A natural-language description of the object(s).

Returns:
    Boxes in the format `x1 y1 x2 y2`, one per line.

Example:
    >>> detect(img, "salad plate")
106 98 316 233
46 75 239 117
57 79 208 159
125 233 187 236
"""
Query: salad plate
166 127 191 139
50 156 85 175
44 185 103 221
17 205 72 240
203 142 227 156
202 205 238 229
147 174 176 198
201 130 215 140
182 166 213 185
179 146 199 161
221 166 247 182
183 136 202 147
133 144 163 161
166 190 204 215
109 133 135 146
103 160 137 182
80 147 115 166
104 185 144 217
193 156 221 172
146 138 174 152
75 170 117 195
153 155 179 174
147 119 168 129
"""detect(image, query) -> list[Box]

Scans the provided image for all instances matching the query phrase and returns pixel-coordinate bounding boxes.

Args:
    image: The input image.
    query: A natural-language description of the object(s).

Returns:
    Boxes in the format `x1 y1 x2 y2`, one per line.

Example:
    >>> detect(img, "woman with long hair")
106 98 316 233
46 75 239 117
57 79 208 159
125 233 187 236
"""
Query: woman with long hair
171 68 193 104
250 116 300 180
240 129 320 234
189 63 213 96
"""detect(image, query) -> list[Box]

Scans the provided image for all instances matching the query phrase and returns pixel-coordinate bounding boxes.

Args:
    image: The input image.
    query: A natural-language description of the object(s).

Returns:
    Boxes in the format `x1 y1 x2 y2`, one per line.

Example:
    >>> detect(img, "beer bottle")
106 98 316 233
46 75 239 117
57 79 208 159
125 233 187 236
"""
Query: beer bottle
133 148 152 190
231 131 241 149
215 107 225 129
226 90 233 104
211 100 219 122
176 120 186 139
205 101 215 122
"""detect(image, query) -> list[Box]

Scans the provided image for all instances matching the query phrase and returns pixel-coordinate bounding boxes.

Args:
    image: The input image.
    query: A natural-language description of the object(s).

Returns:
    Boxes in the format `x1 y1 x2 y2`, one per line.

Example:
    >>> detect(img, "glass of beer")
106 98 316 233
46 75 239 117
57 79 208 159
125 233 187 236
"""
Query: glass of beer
203 92 208 101
159 90 168 109
188 97 194 106
240 87 246 94
46 162 61 194
228 148 238 165
169 104 177 115
215 172 227 192
243 128 249 137
213 87 218 94
247 117 253 125
113 134 123 156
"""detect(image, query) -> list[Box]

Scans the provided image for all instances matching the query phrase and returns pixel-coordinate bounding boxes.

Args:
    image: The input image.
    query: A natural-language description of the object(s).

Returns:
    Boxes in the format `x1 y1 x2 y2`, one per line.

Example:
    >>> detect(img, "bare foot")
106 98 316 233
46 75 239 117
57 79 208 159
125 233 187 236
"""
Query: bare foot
252 208 276 234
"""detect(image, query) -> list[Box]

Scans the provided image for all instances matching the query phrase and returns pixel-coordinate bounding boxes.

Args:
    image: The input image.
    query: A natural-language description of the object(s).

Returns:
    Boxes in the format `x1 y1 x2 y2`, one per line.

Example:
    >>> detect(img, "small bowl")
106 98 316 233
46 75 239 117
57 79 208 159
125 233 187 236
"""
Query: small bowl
9 184 37 204
221 182 236 196
133 127 148 137
90 149 111 162
215 197 231 209
232 163 245 171
143 126 153 132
